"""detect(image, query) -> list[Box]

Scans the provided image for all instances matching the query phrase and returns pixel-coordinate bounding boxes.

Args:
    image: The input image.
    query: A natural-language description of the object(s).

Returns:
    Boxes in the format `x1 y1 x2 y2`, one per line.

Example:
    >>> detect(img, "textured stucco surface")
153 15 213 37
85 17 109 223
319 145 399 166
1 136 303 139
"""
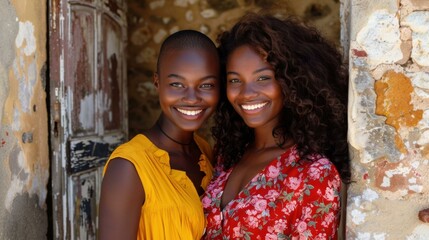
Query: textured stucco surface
0 0 49 239
346 0 429 238
126 0 343 138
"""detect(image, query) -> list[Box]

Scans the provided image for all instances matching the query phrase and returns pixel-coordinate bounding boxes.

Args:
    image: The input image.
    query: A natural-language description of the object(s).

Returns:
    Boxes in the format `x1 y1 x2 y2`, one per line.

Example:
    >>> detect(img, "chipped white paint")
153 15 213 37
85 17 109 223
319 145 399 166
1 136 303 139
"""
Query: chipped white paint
0 66 6 128
381 176 391 187
416 131 429 146
407 224 429 239
11 107 20 131
410 72 429 98
374 233 387 240
384 164 411 177
78 94 95 130
411 161 420 169
402 11 429 67
106 29 120 82
5 150 29 210
352 195 362 206
356 9 402 68
153 29 167 44
12 24 38 114
357 232 371 240
357 232 387 240
103 133 125 144
362 188 379 202
347 63 387 163
415 112 429 144
351 209 366 225
15 21 36 56
96 90 112 135
78 176 95 239
67 177 75 240
5 177 25 210
409 184 423 192
16 61 37 113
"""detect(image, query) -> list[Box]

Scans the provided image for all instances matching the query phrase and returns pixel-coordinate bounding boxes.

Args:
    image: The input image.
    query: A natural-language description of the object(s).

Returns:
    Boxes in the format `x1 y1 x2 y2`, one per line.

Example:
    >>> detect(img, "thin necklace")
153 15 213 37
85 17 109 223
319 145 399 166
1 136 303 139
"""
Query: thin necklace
156 122 192 146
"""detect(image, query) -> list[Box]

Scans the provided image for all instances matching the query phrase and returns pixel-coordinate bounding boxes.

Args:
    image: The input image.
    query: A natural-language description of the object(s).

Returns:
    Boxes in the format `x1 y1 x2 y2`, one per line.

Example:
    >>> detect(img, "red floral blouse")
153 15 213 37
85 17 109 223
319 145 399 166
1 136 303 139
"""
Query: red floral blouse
202 146 341 240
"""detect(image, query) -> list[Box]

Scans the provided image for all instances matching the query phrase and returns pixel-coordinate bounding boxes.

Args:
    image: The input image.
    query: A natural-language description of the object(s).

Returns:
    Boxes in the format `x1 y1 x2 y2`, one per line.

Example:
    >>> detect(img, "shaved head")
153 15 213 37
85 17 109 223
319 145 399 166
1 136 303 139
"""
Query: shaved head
157 30 218 73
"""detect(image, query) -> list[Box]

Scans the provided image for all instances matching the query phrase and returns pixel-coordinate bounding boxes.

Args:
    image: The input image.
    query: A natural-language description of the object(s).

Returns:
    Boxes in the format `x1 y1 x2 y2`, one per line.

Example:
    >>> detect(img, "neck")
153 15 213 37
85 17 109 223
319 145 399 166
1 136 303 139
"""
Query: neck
155 121 193 146
252 126 278 150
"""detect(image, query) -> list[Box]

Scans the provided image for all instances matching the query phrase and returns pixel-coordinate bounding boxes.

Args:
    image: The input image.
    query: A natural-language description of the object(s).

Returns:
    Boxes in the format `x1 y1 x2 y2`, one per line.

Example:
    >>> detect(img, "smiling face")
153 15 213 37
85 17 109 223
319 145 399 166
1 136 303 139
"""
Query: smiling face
155 48 220 132
226 44 284 130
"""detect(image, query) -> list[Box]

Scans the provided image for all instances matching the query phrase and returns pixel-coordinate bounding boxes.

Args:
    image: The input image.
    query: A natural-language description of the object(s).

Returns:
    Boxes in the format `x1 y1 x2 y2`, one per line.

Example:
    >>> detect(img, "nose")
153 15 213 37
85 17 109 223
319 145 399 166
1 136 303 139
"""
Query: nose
239 82 258 100
182 87 202 103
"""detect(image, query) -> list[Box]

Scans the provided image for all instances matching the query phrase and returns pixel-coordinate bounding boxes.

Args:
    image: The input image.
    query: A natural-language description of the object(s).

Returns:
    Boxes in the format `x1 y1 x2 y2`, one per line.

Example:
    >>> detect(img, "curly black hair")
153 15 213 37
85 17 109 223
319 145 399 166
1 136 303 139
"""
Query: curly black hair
212 13 350 182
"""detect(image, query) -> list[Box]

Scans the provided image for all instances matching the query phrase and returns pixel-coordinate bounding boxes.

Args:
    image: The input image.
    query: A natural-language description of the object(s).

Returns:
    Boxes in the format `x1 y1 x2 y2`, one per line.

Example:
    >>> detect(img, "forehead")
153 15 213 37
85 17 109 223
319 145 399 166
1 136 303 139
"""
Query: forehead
159 48 219 71
227 45 270 70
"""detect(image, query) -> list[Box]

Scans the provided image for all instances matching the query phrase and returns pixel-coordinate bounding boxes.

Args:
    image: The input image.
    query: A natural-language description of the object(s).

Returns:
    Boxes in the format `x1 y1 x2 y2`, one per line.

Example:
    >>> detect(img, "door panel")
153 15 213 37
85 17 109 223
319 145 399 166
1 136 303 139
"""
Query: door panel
49 0 127 238
68 5 96 134
69 170 98 239
100 14 123 131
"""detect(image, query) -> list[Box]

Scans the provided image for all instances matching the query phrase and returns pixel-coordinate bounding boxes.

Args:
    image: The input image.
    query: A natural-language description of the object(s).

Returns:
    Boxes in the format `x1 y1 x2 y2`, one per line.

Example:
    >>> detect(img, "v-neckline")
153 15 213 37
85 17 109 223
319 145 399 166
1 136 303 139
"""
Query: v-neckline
219 145 297 211
139 133 208 198
219 150 286 210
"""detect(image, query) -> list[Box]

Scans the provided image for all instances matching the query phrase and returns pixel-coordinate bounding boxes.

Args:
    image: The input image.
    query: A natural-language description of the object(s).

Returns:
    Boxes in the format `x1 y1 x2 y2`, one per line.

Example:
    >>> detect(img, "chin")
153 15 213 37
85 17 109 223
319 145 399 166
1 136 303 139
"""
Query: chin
243 121 262 129
178 122 205 132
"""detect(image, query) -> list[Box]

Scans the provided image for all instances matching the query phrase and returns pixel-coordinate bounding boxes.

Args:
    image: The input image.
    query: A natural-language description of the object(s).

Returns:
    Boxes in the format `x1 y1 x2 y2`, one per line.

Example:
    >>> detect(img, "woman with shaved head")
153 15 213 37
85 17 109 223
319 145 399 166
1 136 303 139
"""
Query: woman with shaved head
99 30 220 239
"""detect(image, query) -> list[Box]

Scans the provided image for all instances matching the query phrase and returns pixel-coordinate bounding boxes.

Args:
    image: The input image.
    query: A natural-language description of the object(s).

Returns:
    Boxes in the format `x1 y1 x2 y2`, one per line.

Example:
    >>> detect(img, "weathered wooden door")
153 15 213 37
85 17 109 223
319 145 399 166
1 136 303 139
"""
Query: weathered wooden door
49 0 127 238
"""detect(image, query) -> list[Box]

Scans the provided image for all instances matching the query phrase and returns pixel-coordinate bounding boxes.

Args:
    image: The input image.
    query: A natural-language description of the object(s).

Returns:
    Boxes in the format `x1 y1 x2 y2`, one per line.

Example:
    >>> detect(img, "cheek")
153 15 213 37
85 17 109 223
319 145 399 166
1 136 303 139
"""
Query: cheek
158 89 180 106
203 91 220 107
270 82 284 102
226 87 238 103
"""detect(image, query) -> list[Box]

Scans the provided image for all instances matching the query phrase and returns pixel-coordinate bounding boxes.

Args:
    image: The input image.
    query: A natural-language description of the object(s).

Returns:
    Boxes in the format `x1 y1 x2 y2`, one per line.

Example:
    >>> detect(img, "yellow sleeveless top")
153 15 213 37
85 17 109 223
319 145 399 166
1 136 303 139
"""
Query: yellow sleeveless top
103 134 214 240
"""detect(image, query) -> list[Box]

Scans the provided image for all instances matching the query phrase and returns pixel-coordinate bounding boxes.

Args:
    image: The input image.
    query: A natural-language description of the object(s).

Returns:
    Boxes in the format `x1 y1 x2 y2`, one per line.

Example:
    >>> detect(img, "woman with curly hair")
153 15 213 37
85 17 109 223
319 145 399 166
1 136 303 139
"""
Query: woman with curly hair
202 13 350 239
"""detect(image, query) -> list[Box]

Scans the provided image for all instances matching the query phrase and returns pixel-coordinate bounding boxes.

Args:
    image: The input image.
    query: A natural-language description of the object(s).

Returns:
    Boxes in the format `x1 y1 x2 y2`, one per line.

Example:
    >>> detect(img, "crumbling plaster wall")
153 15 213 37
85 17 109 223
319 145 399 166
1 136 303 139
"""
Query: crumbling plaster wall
127 0 342 137
0 0 49 239
344 0 429 238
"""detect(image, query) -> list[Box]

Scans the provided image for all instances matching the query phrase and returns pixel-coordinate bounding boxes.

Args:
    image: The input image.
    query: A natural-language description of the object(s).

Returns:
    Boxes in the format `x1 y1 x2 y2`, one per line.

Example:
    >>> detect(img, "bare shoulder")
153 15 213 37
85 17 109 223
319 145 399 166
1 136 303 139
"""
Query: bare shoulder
103 157 144 192
99 158 145 239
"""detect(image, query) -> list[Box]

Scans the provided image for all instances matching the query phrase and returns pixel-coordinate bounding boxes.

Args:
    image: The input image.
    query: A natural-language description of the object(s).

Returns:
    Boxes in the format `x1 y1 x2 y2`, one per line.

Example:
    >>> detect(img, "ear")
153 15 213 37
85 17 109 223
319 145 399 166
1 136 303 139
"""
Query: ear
153 72 159 90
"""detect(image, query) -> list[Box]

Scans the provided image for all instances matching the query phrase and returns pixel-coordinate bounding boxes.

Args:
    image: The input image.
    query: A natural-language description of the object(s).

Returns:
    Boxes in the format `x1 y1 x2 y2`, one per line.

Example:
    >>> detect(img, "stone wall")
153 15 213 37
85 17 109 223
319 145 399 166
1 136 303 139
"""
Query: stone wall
0 0 49 239
345 0 429 238
126 0 342 138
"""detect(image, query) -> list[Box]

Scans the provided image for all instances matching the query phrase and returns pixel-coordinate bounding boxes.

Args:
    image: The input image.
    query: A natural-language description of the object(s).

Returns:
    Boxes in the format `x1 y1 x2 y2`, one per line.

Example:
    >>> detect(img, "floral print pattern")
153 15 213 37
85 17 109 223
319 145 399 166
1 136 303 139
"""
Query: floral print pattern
202 146 341 240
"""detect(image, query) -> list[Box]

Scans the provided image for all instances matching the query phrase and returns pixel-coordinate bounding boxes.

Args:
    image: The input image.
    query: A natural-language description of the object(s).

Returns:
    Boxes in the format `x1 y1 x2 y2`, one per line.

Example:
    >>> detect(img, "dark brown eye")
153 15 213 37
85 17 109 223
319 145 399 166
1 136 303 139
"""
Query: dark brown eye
170 82 184 88
200 83 214 89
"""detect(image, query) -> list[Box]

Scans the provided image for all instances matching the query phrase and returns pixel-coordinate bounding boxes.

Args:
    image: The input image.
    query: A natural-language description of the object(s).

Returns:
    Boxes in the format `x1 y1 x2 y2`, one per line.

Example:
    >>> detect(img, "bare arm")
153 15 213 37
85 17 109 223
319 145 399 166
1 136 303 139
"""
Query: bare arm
99 158 145 240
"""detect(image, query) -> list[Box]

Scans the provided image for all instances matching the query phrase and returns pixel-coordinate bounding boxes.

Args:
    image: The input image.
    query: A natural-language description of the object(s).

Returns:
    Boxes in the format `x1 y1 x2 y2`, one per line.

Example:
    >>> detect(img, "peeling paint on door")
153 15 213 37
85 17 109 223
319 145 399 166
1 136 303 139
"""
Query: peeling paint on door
49 0 128 238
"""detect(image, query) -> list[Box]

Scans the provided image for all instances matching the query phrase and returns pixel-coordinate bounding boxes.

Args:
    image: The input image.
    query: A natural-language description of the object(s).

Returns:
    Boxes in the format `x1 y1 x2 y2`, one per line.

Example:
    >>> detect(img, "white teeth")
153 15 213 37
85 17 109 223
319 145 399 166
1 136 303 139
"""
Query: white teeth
241 102 267 110
177 108 203 116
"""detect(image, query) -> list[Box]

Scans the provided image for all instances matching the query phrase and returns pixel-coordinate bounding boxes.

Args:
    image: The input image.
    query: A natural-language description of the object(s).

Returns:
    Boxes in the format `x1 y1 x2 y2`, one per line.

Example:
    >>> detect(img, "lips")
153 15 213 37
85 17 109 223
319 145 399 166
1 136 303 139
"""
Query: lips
176 108 204 116
241 102 268 111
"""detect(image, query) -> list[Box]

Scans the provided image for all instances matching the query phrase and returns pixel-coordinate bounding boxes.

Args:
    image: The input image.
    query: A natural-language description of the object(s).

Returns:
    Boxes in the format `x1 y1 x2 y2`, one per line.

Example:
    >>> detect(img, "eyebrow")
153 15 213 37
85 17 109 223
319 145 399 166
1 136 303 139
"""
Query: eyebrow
227 67 273 76
167 73 218 81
